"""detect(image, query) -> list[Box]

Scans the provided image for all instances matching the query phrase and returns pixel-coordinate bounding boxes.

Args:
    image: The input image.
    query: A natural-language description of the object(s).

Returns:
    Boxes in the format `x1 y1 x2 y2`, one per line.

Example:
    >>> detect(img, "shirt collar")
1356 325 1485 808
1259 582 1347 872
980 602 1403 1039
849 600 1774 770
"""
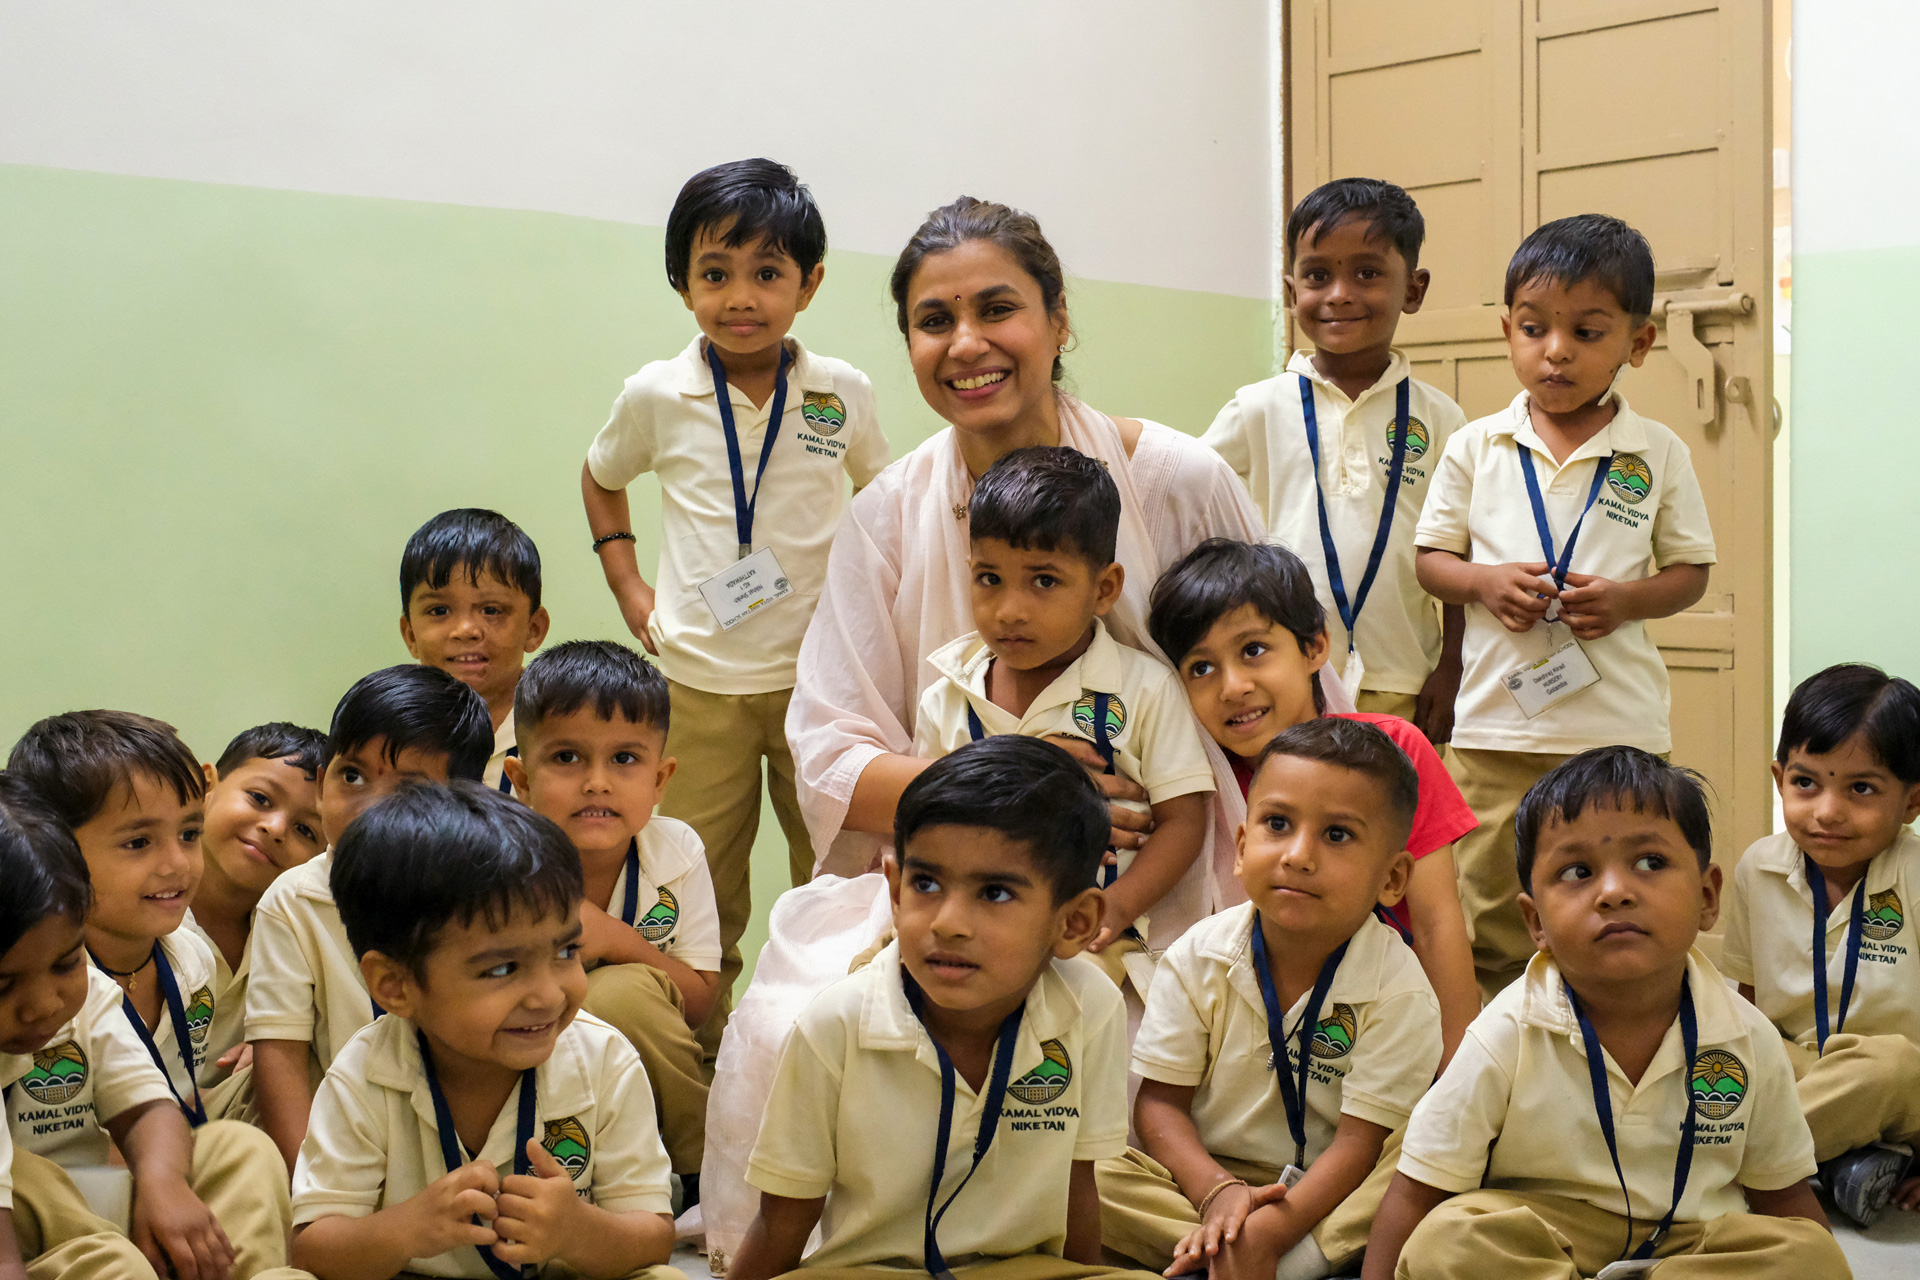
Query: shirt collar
672 334 830 397
935 619 1128 734
1284 348 1413 410
858 940 1086 1061
1224 905 1399 1018
1516 947 1746 1053
292 849 335 904
364 1011 598 1141
1490 389 1652 463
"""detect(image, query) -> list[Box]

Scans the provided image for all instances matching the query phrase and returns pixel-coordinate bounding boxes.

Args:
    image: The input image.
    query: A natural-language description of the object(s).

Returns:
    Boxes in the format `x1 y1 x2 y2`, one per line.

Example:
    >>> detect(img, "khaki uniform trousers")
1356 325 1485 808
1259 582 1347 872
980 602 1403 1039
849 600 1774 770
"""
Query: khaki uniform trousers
1445 748 1572 1000
657 680 813 1058
389 1267 686 1280
10 1121 299 1280
582 962 710 1174
7 1149 154 1280
1354 690 1420 721
201 1060 257 1125
1783 1031 1920 1162
775 1256 1159 1280
1396 1188 1850 1279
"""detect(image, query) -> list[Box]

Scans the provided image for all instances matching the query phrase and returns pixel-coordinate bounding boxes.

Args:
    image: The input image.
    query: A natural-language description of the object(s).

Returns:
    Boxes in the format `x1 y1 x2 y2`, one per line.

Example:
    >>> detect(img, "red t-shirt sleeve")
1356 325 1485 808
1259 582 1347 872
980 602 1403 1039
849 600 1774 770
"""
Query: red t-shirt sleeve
1333 712 1479 858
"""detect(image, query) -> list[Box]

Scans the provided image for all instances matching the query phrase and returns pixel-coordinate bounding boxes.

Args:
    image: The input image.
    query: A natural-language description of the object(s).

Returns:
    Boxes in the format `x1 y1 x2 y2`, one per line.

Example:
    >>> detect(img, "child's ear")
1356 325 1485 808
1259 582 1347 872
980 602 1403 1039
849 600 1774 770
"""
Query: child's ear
201 762 219 790
1091 561 1126 616
1050 887 1105 960
1305 628 1331 674
1769 760 1788 799
398 613 422 660
796 262 826 311
1374 849 1415 909
680 287 696 314
1517 890 1549 954
1696 860 1723 934
360 952 416 1020
654 755 678 795
1281 271 1299 312
524 606 551 653
1403 266 1432 315
1231 821 1248 878
502 756 528 801
1627 318 1658 368
1902 779 1920 826
882 853 904 912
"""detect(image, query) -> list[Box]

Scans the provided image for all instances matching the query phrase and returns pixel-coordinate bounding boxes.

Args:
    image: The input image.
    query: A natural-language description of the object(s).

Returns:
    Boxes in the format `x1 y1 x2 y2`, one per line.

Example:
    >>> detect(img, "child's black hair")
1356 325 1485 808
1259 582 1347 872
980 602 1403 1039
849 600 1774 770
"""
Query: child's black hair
516 640 671 741
0 773 91 959
893 736 1107 905
1286 177 1425 270
1514 746 1713 892
331 781 582 979
7 710 206 829
1148 538 1329 712
215 722 328 783
1253 718 1419 851
1504 214 1656 323
329 666 493 784
399 508 542 614
968 446 1120 568
1777 662 1920 784
665 158 827 293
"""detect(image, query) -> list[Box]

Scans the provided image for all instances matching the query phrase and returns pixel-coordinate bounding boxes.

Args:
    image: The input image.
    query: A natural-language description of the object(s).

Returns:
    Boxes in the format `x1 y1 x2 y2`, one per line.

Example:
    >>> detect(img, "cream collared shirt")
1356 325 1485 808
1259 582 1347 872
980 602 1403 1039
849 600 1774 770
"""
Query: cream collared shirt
184 910 250 1088
1203 351 1467 695
587 335 891 696
747 943 1129 1270
1132 907 1440 1170
603 818 722 973
1721 827 1920 1049
0 1052 23 1207
245 851 374 1068
482 709 516 792
1400 949 1816 1222
1414 391 1716 754
292 1011 672 1277
7 967 177 1167
140 926 218 1110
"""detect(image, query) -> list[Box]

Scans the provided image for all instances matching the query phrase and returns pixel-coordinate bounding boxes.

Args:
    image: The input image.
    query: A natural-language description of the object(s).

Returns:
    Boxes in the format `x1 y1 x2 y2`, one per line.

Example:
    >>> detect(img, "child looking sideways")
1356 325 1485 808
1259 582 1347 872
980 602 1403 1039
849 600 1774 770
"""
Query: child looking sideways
915 446 1213 974
248 665 493 1172
1367 748 1846 1280
1414 215 1717 1000
1099 718 1440 1280
1202 178 1465 739
731 737 1149 1280
506 640 720 1192
582 158 890 1052
292 782 682 1280
398 509 551 791
1722 663 1920 1226
1148 539 1479 1066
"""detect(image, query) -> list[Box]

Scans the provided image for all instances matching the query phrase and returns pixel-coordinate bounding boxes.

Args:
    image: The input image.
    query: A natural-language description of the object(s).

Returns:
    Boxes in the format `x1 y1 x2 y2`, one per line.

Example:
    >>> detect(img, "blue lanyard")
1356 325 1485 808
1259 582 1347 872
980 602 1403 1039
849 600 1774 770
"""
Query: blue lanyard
1297 375 1411 653
619 838 641 928
96 942 206 1127
707 341 793 559
903 972 1024 1280
420 1029 536 1280
1803 855 1867 1054
1516 445 1613 592
1567 976 1698 1261
966 691 1120 885
1248 915 1348 1169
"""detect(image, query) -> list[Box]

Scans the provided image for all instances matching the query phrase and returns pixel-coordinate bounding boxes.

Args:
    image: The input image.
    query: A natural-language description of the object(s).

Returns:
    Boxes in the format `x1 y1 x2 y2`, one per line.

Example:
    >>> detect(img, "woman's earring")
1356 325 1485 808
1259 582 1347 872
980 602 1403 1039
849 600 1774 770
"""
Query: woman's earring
1058 344 1067 353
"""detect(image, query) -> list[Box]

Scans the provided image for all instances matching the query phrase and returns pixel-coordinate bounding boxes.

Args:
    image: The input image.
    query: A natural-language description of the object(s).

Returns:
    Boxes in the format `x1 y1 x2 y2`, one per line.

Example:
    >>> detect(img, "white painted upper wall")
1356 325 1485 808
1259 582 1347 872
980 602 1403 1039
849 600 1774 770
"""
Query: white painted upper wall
1794 0 1920 255
0 0 1276 298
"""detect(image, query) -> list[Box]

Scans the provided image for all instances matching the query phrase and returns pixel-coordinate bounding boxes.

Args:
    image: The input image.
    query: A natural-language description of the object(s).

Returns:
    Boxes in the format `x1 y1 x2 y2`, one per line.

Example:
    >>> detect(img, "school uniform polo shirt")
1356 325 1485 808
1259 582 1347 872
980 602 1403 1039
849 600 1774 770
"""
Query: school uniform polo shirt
1414 391 1716 755
1131 908 1440 1168
292 1010 672 1277
245 851 373 1069
6 967 177 1167
482 709 517 792
746 942 1130 1271
0 1052 28 1207
1203 351 1467 696
1400 949 1816 1223
602 817 723 974
139 926 218 1109
587 335 891 697
184 910 249 1087
1721 827 1920 1050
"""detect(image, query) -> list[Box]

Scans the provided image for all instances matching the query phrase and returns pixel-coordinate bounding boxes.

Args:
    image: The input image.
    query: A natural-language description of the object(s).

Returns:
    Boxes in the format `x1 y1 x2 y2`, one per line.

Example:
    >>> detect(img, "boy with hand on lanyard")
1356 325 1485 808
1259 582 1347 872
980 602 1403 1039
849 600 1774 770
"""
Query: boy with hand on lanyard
6 716 296 1279
291 783 683 1280
582 159 890 1055
730 738 1151 1280
1202 178 1466 740
505 641 721 1201
1367 748 1847 1280
1414 216 1717 1000
1721 664 1920 1227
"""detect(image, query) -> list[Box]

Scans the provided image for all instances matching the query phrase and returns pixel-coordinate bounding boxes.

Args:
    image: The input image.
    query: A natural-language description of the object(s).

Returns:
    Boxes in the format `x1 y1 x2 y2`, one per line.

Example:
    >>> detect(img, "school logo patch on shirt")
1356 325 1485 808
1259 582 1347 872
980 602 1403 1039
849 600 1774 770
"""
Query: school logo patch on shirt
20 1041 88 1105
1864 890 1905 943
1386 415 1430 461
1689 1049 1748 1120
1071 693 1127 742
187 986 215 1045
638 887 680 943
1007 1039 1072 1105
1311 1004 1358 1059
1606 453 1653 505
801 392 847 437
543 1116 591 1181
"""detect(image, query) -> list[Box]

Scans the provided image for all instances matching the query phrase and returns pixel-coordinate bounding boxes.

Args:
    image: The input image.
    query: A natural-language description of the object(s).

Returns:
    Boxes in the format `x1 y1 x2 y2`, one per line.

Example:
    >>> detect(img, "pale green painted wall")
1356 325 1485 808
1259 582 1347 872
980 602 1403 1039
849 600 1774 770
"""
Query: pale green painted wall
0 162 1275 971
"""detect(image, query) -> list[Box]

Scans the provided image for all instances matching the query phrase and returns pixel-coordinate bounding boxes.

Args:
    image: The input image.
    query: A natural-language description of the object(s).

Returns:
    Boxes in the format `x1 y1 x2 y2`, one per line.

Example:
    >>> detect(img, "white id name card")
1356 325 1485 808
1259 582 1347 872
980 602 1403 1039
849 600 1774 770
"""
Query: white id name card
1594 1261 1662 1279
1337 646 1367 706
1503 637 1600 718
698 546 793 631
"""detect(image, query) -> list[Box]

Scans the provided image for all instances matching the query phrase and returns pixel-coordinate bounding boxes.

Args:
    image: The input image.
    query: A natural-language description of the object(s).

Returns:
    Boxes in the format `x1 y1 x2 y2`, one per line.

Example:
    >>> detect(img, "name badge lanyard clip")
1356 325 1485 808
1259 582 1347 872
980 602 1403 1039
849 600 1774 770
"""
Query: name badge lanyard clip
1298 376 1412 676
1803 854 1867 1054
1249 916 1349 1172
903 972 1024 1280
1568 975 1698 1262
708 341 793 561
1516 445 1613 621
967 696 1122 887
420 1029 537 1280
96 942 207 1127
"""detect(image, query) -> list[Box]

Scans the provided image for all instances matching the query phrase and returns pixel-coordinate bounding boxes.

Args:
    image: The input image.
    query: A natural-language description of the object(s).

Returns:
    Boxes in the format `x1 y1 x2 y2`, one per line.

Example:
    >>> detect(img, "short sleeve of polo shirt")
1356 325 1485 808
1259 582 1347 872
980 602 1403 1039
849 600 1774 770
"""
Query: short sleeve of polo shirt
644 819 723 973
1199 396 1255 482
1339 984 1443 1131
745 1003 846 1200
1411 424 1479 556
245 878 317 1043
1650 440 1717 567
290 1058 391 1223
1075 972 1131 1161
1717 855 1757 987
585 373 662 492
839 372 890 489
1130 661 1218 805
577 1020 677 1215
1397 1022 1514 1193
1730 1004 1819 1190
1129 933 1216 1088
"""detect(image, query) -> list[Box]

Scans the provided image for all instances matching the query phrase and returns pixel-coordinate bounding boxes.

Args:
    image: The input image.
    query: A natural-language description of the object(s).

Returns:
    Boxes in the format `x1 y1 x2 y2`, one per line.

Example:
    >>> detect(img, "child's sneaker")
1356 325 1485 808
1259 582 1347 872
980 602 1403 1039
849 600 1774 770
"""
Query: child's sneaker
1820 1141 1912 1227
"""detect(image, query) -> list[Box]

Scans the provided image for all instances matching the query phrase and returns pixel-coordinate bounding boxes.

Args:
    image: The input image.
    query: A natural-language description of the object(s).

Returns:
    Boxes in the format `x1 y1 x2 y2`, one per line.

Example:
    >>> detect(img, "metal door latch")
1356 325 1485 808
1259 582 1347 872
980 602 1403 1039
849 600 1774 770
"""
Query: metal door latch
1655 292 1753 425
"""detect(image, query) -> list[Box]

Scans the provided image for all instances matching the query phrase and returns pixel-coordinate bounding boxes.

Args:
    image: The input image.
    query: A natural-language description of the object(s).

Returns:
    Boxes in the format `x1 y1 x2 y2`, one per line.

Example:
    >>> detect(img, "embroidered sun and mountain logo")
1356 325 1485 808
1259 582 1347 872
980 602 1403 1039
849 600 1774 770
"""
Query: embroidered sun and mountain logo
1385 415 1430 461
638 887 680 943
1864 890 1905 943
1071 693 1127 742
1689 1049 1749 1121
801 392 847 437
1311 1004 1358 1060
1007 1039 1073 1105
186 986 215 1046
543 1116 591 1180
21 1041 88 1106
1606 453 1654 505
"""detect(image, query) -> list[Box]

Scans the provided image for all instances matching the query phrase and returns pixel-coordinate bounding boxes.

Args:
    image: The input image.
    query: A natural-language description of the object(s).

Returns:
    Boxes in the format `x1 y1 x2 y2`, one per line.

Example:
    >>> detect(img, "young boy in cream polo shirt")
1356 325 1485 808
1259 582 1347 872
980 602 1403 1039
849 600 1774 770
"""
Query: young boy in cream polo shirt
1204 178 1466 736
583 159 889 1053
1415 216 1717 999
1365 749 1846 1280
